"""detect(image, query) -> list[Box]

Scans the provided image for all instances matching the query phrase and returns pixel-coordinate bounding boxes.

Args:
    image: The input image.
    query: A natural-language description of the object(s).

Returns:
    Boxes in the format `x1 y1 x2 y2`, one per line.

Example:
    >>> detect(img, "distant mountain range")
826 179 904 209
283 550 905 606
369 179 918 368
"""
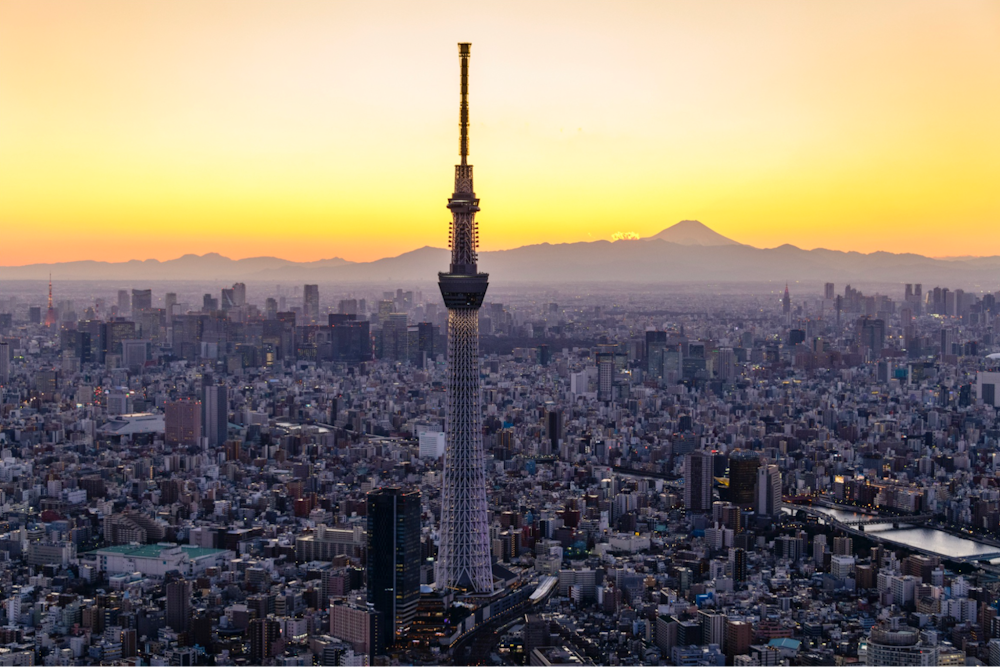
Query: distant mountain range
2 220 1000 287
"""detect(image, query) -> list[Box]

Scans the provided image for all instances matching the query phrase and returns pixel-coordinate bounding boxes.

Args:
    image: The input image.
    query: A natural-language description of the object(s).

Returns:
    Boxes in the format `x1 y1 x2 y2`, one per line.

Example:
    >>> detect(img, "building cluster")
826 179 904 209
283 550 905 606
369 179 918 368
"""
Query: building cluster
0 278 999 665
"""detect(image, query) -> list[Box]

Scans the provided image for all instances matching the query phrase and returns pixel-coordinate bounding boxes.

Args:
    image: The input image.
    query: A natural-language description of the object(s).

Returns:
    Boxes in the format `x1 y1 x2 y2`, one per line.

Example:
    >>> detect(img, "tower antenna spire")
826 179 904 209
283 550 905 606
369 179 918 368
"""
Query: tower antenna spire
458 42 470 165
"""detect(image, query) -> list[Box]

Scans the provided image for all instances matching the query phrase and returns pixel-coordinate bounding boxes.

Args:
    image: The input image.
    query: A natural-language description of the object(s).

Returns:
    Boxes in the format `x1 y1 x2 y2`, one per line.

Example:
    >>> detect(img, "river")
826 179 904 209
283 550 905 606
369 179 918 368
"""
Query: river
802 506 1000 561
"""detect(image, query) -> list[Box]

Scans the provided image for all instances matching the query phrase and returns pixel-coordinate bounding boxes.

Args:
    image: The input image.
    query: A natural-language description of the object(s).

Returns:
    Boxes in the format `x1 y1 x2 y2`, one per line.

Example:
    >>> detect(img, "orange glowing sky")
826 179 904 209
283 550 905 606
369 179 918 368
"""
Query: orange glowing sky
1 0 998 265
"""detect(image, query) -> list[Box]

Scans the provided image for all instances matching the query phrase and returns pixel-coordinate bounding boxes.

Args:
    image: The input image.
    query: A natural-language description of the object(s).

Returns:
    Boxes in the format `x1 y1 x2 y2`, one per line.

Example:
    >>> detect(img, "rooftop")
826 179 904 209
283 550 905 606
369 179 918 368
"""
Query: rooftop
88 544 228 559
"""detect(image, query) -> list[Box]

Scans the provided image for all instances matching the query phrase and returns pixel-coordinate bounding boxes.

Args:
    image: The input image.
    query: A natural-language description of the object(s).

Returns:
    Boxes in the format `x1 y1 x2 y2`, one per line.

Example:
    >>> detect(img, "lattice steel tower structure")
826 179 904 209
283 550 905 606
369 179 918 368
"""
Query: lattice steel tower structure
435 42 494 595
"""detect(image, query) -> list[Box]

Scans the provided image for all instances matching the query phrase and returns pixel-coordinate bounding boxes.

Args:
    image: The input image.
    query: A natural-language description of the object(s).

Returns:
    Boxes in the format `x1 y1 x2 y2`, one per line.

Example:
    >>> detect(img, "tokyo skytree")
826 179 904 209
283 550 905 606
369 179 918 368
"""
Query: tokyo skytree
435 42 494 595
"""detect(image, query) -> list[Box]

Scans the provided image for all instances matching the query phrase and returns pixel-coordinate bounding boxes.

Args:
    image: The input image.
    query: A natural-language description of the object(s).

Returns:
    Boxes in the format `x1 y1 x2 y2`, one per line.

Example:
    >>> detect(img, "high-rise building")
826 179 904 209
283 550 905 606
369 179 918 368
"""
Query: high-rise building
0 342 9 384
247 617 281 664
684 451 712 513
597 351 615 402
367 487 420 645
833 536 853 556
863 618 938 666
756 464 782 516
732 547 747 583
117 290 129 317
131 289 152 312
383 313 409 362
727 450 760 510
782 283 791 319
435 43 494 595
202 379 227 447
164 292 177 320
304 284 320 324
165 580 192 633
645 330 667 378
165 400 202 446
330 601 382 659
825 282 835 300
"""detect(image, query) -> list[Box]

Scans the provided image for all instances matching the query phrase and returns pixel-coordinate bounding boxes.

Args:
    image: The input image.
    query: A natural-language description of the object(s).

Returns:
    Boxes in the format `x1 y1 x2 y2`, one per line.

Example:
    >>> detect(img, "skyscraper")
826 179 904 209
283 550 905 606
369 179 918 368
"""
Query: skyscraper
304 284 319 324
131 289 152 312
165 580 192 633
684 451 712 513
0 342 9 385
756 464 782 516
248 617 281 664
202 377 228 447
367 487 420 645
727 450 760 510
435 43 494 595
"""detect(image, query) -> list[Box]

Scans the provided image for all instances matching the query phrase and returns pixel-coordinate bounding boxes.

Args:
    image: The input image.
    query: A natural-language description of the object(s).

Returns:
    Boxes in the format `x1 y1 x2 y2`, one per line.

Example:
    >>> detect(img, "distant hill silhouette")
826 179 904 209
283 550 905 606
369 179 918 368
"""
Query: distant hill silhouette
2 222 999 287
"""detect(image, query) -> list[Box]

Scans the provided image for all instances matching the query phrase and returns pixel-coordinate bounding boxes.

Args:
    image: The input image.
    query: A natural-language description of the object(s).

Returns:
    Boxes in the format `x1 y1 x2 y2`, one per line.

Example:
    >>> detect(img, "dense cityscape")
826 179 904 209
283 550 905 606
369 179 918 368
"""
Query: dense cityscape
2 10 999 666
1 271 1000 666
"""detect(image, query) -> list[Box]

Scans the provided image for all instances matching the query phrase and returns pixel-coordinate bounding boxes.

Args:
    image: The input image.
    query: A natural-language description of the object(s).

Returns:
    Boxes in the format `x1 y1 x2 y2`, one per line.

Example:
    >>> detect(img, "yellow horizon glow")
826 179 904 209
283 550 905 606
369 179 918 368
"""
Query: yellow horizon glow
1 0 998 266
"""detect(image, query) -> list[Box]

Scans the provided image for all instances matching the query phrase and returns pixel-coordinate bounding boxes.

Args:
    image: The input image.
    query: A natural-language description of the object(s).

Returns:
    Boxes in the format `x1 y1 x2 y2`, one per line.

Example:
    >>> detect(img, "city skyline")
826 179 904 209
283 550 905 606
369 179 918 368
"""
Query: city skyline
2 0 999 265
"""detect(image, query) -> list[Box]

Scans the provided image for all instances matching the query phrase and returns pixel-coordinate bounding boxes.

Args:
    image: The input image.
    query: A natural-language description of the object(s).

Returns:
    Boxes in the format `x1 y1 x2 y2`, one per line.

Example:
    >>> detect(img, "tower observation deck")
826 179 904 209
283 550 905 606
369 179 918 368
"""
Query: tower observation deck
435 42 494 595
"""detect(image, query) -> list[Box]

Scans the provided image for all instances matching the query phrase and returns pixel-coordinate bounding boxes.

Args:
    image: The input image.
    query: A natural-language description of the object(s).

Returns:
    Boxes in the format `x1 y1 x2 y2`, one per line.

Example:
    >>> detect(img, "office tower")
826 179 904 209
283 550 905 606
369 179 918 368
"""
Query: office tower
44 276 57 327
304 284 320 324
732 547 747 583
597 350 615 402
338 298 358 315
864 617 938 666
0 342 9 384
117 290 129 316
383 313 409 362
727 450 760 510
716 347 736 382
813 535 827 566
538 343 550 366
684 451 712 513
220 287 235 310
131 289 152 312
546 408 563 455
165 580 192 633
856 317 886 356
164 292 177 319
435 43 494 595
165 400 202 446
756 464 782 516
417 322 435 364
833 536 853 556
232 282 246 307
825 282 835 300
248 617 281 664
202 294 218 312
367 487 420 645
782 283 791 319
645 330 667 378
202 378 228 447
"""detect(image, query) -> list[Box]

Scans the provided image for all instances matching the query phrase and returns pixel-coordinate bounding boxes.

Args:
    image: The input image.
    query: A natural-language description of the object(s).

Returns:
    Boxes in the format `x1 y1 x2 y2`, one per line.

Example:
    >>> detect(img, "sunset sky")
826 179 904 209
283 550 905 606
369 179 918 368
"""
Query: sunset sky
1 0 998 265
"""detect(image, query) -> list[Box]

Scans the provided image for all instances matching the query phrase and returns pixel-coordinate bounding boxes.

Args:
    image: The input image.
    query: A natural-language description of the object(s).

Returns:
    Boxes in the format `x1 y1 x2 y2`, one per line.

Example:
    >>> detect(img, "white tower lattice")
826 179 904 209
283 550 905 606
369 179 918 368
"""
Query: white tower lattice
435 43 494 595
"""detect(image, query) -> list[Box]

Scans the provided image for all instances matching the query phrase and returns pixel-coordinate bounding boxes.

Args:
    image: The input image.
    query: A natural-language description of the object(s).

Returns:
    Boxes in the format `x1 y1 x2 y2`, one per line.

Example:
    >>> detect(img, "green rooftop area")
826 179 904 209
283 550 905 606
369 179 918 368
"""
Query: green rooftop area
87 544 228 559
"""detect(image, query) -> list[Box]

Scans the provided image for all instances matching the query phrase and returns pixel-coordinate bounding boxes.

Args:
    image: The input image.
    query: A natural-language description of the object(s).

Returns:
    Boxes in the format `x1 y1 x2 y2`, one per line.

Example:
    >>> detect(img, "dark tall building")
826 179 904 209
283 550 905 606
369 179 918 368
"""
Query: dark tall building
645 330 667 378
304 284 320 324
202 378 228 447
367 487 420 646
248 617 281 664
165 580 192 633
328 315 372 363
856 317 886 356
684 451 713 513
733 547 748 583
131 289 152 312
728 450 760 510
